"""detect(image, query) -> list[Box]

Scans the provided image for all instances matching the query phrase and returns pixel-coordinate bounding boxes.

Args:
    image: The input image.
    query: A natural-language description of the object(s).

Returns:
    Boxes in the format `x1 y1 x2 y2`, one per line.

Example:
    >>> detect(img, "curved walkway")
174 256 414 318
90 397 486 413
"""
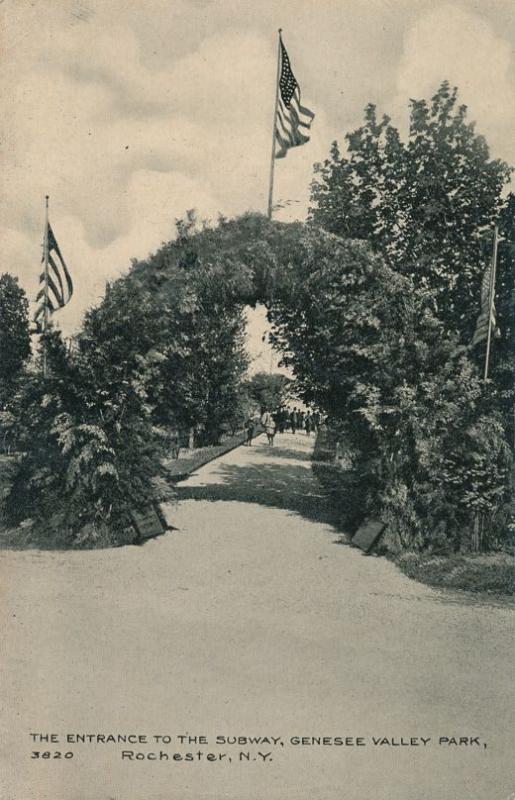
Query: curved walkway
1 433 514 800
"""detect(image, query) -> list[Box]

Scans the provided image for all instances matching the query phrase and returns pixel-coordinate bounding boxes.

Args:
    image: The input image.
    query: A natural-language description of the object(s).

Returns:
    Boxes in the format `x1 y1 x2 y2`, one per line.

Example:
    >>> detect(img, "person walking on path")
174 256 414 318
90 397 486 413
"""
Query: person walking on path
244 417 256 446
290 408 298 435
170 428 181 459
275 408 286 434
261 409 277 446
305 414 312 437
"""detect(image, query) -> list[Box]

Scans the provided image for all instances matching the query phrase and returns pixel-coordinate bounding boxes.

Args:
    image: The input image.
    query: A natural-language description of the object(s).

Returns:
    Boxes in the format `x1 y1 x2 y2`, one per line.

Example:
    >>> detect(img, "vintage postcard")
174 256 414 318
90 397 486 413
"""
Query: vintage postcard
1 1 514 799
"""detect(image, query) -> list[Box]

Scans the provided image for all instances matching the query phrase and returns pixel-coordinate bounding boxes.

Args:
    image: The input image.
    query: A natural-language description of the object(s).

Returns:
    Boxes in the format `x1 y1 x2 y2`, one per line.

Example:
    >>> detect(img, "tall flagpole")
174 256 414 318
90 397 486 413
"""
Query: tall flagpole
267 29 282 220
42 195 50 378
43 195 50 333
484 224 499 381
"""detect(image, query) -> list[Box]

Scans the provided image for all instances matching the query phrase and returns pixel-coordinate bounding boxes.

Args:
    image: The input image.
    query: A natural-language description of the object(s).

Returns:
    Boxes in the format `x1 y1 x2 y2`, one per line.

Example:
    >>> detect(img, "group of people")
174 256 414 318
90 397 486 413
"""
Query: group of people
276 407 320 436
244 407 321 447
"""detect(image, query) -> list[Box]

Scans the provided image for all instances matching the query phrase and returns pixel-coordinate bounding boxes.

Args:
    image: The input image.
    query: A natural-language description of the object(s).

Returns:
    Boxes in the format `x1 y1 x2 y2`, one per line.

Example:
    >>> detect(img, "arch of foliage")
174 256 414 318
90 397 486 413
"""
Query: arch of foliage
3 82 513 551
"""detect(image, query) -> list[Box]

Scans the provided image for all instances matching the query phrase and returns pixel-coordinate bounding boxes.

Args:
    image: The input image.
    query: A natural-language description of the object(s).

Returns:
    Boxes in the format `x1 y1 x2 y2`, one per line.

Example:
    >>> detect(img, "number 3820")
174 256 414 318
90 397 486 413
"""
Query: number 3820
31 751 74 759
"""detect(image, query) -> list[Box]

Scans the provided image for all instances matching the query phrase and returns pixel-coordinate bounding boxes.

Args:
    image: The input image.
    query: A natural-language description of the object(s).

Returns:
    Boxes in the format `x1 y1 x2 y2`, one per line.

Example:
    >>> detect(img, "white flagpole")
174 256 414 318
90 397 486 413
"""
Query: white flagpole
484 225 499 381
267 29 282 220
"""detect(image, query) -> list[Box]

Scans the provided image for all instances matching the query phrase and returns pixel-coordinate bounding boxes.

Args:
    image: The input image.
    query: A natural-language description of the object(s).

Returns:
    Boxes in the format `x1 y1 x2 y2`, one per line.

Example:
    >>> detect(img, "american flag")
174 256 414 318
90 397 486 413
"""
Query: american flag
34 222 73 325
275 36 315 159
472 227 499 348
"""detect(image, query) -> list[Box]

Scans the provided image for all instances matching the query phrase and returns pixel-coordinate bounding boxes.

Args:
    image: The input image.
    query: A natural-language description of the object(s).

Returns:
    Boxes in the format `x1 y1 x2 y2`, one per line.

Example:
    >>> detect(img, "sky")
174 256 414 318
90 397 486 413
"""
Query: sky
1 0 515 371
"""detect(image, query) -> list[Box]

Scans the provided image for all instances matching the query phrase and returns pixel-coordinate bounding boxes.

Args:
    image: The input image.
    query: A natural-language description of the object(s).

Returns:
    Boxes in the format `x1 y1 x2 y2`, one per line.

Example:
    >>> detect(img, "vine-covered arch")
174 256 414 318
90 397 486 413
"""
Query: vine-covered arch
116 210 410 426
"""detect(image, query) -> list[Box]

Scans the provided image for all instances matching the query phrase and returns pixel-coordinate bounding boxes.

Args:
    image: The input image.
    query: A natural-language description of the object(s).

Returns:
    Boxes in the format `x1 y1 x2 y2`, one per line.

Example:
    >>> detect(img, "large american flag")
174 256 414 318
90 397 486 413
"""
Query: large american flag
275 36 315 159
34 222 73 326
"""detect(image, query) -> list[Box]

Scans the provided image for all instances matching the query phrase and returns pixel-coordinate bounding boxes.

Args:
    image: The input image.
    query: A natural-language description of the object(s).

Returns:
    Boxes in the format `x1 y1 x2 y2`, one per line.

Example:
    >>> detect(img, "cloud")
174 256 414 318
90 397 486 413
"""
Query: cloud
19 171 223 334
394 4 515 164
244 305 286 376
1 0 513 338
0 3 336 335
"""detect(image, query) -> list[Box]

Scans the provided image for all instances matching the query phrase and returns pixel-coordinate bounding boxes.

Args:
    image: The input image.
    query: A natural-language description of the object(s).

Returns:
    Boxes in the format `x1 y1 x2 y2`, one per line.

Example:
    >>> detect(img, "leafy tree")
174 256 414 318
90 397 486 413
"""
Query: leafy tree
243 372 291 412
307 82 514 548
310 82 511 339
0 273 31 408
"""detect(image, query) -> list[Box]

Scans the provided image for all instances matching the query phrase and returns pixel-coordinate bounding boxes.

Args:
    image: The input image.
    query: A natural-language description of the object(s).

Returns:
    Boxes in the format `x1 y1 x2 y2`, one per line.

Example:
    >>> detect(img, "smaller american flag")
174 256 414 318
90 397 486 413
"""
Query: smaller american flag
275 36 315 159
471 263 496 347
471 227 500 348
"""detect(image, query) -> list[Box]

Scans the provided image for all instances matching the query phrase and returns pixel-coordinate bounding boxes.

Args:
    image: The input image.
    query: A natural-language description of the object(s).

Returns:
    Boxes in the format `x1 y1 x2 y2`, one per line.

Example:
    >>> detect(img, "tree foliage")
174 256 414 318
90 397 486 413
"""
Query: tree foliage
493 193 515 447
5 324 167 547
126 214 251 444
243 372 291 413
3 216 260 545
267 227 512 551
0 273 31 408
310 82 512 339
303 82 513 550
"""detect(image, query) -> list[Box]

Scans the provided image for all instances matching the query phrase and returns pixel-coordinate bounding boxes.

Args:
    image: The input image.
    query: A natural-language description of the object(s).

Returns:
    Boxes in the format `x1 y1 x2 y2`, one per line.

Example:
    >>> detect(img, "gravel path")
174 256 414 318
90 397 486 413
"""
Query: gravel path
1 433 514 800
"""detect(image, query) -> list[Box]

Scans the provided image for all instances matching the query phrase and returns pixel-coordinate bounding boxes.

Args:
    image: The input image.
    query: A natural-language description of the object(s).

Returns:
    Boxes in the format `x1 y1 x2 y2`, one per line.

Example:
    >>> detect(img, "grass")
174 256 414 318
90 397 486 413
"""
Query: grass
394 551 515 596
163 430 250 481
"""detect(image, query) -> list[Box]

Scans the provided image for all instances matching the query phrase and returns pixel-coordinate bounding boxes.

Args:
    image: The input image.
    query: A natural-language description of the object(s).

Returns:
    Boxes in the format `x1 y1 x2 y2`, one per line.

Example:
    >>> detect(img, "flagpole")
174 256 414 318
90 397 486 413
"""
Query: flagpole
484 224 499 381
267 29 282 220
42 194 50 378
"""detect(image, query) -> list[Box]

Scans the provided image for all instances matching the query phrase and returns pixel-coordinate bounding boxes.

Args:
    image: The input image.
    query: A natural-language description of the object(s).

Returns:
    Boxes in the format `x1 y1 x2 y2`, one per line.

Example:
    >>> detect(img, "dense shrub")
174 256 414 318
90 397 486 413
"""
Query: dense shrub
4 328 168 547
